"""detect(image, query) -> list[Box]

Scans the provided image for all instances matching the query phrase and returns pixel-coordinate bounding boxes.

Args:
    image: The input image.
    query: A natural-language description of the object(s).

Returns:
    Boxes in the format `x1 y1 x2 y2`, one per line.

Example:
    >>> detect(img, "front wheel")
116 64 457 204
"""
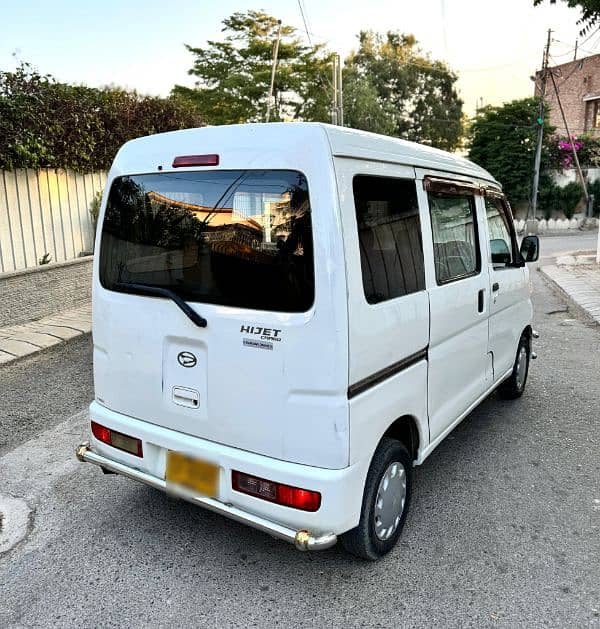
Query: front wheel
498 334 530 399
340 438 412 560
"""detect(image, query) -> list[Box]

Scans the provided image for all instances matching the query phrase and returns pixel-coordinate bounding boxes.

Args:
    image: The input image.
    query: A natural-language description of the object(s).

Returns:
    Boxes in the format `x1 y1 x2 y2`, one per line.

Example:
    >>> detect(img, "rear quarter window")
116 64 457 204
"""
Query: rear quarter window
352 175 425 304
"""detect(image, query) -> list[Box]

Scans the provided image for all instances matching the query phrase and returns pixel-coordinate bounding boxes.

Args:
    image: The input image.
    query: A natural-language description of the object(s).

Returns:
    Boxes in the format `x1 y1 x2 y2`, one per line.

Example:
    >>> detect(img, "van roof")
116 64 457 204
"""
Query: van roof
113 122 498 186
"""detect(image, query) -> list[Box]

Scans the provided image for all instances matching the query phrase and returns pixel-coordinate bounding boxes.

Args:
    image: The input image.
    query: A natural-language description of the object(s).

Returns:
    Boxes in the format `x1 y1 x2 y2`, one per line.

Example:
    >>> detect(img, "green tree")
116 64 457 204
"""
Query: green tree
172 10 331 124
534 0 600 34
468 98 555 206
342 72 398 136
343 31 463 150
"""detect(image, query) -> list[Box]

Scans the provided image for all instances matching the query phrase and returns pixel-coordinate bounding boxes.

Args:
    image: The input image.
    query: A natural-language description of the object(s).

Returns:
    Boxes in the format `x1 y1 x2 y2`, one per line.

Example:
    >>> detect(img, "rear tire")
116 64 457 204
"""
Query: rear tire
340 438 412 560
498 334 530 400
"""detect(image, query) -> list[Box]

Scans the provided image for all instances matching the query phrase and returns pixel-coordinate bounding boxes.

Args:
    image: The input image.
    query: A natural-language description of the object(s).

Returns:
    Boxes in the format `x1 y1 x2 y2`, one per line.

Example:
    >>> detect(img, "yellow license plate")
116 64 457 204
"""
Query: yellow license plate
165 451 219 497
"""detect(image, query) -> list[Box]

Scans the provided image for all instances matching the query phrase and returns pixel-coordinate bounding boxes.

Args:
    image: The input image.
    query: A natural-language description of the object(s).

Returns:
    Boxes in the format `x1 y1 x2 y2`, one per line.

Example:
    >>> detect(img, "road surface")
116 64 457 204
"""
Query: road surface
1 234 598 628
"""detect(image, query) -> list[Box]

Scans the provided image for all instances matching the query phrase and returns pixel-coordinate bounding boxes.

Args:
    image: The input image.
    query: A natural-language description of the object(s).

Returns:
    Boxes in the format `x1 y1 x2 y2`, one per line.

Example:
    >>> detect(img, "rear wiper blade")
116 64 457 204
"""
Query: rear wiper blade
115 282 207 328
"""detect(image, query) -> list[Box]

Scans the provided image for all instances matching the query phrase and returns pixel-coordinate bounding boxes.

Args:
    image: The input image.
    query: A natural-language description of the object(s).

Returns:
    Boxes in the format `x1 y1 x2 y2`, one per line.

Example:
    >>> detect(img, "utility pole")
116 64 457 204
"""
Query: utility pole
548 71 589 204
331 54 338 125
337 54 344 126
574 39 578 61
266 20 282 123
530 28 552 224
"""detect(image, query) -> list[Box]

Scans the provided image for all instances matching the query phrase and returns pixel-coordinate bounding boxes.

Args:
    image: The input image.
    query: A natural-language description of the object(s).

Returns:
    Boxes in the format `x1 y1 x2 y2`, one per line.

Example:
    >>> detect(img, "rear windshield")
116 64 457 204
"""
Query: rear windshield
99 170 314 312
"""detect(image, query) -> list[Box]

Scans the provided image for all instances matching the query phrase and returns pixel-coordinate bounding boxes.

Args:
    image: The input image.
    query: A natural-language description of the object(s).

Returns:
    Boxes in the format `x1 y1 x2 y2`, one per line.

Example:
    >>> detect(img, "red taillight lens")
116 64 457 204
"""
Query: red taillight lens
91 421 111 444
90 421 143 457
232 471 321 512
172 154 219 168
277 486 322 512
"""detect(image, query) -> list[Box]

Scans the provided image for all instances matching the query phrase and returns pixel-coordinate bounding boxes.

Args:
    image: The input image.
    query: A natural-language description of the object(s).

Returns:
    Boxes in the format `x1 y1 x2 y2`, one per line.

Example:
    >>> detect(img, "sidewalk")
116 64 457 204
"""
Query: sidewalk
540 253 600 325
0 303 92 366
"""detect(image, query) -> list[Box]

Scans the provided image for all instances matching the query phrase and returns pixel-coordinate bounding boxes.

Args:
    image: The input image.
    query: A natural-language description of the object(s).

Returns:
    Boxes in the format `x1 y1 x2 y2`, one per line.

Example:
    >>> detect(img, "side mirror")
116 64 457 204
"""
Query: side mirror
490 238 511 264
519 235 540 263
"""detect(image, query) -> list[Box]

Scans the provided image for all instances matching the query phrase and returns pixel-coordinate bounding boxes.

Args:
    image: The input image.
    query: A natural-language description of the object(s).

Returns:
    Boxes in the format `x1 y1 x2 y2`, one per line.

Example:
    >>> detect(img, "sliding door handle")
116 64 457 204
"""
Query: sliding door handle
478 289 485 313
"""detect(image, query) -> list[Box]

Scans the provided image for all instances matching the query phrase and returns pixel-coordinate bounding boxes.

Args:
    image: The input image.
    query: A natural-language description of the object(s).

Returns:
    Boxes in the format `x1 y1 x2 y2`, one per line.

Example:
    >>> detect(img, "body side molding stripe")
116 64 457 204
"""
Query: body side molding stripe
347 348 428 399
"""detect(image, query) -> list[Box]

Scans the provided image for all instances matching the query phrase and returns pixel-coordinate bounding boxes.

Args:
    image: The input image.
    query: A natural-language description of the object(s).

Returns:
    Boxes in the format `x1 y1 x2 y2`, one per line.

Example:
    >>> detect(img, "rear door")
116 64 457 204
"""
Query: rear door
93 165 349 468
483 192 530 380
418 175 490 443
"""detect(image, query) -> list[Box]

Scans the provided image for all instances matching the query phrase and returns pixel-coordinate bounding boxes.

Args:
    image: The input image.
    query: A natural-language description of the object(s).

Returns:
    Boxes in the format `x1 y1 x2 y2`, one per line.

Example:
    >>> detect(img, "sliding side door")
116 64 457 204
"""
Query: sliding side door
418 175 490 443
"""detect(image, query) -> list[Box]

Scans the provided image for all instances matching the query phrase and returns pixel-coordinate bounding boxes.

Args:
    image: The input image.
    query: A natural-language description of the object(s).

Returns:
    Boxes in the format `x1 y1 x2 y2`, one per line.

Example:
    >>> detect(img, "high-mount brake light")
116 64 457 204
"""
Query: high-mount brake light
232 471 321 512
91 421 143 457
172 154 219 168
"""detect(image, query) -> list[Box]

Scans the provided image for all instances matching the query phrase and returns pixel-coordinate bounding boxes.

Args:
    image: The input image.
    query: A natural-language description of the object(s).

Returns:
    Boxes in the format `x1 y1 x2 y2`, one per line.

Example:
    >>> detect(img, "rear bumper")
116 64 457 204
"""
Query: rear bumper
76 443 336 550
79 401 368 549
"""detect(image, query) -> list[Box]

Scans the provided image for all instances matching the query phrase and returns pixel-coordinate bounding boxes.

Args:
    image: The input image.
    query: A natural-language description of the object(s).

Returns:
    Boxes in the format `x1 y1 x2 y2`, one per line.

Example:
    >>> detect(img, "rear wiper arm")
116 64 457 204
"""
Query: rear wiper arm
115 282 207 328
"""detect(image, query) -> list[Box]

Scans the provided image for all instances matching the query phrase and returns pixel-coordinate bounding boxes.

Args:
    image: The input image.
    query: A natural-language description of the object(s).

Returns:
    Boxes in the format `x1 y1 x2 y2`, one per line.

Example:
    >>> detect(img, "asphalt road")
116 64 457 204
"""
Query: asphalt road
0 234 598 628
0 335 93 456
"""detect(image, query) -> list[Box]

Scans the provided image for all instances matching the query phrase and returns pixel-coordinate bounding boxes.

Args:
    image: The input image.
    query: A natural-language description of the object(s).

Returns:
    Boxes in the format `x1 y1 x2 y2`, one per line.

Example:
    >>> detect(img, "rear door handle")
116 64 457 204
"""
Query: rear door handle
492 282 500 292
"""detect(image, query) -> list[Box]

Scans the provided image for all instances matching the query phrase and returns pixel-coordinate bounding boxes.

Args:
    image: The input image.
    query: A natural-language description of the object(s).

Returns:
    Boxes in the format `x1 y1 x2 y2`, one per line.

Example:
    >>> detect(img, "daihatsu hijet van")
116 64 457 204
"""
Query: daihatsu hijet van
76 123 540 560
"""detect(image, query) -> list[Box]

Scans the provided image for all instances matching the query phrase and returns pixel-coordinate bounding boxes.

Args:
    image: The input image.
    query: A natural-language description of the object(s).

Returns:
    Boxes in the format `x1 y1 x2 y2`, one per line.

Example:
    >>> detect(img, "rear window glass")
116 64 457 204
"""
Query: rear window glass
99 170 314 312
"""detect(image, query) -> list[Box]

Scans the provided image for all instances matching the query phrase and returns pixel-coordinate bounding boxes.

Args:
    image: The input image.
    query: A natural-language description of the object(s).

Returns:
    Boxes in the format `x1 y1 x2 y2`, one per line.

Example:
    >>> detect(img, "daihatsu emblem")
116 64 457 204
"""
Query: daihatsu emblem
177 351 197 368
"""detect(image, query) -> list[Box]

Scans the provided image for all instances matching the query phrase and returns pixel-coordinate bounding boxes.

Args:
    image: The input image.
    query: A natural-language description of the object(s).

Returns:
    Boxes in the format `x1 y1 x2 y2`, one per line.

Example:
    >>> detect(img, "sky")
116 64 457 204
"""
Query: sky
0 0 592 115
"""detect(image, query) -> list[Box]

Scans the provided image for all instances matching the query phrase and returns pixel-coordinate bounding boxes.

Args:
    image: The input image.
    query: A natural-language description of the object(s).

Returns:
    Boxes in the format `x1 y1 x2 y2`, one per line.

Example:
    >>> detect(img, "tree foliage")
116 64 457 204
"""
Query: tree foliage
0 63 203 171
468 98 555 205
172 10 331 124
538 179 583 218
534 0 600 34
342 73 398 136
174 12 464 149
344 32 463 150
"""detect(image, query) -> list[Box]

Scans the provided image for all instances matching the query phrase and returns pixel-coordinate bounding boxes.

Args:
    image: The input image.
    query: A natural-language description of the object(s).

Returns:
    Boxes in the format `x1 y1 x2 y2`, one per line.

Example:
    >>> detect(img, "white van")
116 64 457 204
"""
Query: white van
76 123 539 560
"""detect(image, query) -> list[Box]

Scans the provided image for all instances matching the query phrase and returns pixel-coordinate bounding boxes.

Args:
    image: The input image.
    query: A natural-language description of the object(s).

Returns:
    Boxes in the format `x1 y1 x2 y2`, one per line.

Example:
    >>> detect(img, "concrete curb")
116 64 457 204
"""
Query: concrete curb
0 303 92 367
539 265 600 326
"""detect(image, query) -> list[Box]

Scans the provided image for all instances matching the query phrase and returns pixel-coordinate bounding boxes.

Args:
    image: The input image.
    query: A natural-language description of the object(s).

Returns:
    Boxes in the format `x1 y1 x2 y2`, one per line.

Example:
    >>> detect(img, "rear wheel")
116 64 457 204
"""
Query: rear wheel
340 437 412 560
498 334 530 399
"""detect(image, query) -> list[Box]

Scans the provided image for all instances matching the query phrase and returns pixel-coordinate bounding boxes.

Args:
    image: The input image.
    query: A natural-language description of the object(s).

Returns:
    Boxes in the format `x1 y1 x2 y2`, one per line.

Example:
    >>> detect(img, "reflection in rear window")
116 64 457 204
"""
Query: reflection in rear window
99 170 314 312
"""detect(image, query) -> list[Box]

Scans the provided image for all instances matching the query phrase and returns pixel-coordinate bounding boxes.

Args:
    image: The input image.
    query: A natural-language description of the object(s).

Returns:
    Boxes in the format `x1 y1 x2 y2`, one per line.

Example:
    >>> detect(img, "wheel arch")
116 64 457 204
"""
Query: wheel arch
381 414 422 462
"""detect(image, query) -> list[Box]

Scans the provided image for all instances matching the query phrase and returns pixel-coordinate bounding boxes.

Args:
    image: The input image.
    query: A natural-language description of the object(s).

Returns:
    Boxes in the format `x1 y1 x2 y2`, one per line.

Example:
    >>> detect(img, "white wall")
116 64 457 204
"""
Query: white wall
0 169 106 273
552 167 600 187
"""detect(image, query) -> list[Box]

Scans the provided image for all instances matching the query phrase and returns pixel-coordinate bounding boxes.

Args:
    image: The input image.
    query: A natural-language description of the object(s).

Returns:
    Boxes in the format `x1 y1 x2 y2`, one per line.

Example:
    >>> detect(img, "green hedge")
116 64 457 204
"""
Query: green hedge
0 64 203 172
538 180 583 219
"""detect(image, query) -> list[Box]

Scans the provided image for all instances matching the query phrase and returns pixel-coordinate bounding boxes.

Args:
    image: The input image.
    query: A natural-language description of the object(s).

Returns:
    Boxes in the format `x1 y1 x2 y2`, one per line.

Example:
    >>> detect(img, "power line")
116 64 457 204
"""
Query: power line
300 0 314 44
579 26 600 47
548 69 589 204
297 0 313 47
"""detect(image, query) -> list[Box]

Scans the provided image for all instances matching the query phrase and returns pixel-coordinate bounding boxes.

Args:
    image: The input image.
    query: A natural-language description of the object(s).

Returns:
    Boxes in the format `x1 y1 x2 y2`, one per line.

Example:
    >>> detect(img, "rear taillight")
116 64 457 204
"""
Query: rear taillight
232 471 321 512
91 421 143 457
172 154 219 168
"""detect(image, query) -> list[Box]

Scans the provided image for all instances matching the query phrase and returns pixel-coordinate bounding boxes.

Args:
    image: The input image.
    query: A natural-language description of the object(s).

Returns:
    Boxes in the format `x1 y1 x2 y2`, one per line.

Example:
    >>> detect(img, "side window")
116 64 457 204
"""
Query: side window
353 175 425 304
428 191 480 284
485 196 515 268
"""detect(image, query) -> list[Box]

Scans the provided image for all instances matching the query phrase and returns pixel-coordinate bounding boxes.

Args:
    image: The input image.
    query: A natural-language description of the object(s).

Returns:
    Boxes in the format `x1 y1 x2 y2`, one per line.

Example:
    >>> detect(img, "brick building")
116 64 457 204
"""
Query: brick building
535 53 600 135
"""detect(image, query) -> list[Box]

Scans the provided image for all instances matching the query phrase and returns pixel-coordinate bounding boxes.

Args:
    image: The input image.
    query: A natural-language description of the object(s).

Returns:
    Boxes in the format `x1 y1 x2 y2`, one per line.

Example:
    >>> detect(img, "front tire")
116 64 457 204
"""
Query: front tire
340 438 412 560
498 334 530 400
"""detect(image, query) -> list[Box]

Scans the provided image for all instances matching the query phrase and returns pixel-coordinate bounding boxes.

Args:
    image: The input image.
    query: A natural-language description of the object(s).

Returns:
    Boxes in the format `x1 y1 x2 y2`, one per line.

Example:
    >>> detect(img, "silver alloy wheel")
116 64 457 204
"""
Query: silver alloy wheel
515 345 528 391
374 461 407 541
